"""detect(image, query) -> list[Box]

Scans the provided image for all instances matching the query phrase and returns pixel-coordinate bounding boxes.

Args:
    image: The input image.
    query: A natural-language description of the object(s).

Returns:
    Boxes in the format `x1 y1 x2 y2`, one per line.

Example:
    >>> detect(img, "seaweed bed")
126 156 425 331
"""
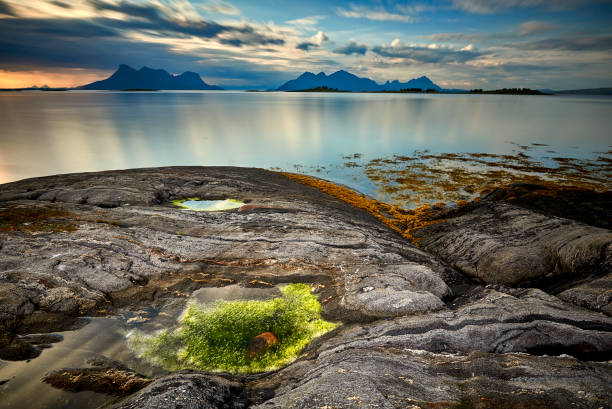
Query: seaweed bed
282 145 612 243
289 144 611 208
127 283 338 374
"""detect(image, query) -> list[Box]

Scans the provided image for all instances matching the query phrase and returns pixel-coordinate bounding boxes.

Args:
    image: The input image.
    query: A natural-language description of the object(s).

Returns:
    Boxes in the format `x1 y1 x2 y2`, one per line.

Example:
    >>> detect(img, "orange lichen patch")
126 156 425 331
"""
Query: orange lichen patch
0 206 78 233
279 172 444 244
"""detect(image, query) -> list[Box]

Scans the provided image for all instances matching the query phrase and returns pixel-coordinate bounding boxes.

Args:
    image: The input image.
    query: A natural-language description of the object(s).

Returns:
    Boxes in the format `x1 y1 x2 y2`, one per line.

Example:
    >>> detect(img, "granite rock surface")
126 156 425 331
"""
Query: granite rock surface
0 167 610 408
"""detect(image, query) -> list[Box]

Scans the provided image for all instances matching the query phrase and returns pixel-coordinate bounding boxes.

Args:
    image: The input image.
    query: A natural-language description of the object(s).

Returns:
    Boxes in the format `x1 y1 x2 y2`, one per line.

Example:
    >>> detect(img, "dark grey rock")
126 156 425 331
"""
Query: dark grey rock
0 167 466 333
110 373 246 409
313 286 612 361
558 273 612 315
2 168 611 409
414 202 612 286
252 348 612 409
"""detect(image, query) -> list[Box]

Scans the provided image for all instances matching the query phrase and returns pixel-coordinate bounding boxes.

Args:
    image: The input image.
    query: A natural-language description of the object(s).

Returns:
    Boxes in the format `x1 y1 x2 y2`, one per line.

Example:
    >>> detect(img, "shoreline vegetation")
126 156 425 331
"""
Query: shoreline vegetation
290 86 548 94
3 87 611 95
286 145 611 209
281 145 611 243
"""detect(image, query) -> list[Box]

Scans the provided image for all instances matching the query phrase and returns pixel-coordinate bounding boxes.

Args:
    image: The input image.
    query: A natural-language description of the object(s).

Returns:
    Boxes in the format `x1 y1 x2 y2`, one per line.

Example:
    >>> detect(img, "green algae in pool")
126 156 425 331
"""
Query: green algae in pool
173 198 243 211
127 283 338 373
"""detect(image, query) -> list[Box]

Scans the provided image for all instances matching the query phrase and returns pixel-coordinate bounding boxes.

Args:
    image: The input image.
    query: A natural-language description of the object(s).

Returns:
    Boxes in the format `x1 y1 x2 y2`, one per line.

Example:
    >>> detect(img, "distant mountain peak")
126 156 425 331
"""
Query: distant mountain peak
79 64 223 90
277 69 445 92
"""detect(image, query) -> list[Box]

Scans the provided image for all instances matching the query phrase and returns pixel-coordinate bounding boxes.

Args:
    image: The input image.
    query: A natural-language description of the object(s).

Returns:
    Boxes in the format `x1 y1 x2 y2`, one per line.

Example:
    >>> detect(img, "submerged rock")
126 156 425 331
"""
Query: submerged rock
42 367 152 397
0 337 40 361
247 332 279 358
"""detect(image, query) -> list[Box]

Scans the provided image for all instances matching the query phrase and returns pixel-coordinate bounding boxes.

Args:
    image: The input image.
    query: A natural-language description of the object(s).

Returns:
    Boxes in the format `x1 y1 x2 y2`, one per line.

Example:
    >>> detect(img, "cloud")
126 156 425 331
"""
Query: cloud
0 0 15 16
296 42 315 51
286 15 325 27
510 35 612 51
296 31 328 51
336 4 416 23
517 21 558 35
202 1 240 16
450 0 601 14
86 0 284 46
372 39 486 63
333 41 368 55
220 30 285 47
49 1 71 9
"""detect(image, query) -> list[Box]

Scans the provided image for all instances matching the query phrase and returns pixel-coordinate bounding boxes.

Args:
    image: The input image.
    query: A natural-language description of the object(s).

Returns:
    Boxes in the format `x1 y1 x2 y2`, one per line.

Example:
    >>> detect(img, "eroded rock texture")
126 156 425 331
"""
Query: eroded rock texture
110 373 246 409
414 202 612 287
1 168 611 409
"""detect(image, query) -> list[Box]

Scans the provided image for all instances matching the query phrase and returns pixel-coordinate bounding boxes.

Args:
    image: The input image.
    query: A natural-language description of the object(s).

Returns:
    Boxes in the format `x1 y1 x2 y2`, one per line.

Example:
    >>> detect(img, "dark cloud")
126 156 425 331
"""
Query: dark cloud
0 0 15 16
88 0 162 21
333 41 367 55
218 29 285 47
371 44 485 63
510 35 612 51
85 0 284 45
50 1 72 9
0 17 200 71
450 0 602 14
87 0 230 39
0 15 288 89
0 18 116 38
296 42 316 51
0 0 286 75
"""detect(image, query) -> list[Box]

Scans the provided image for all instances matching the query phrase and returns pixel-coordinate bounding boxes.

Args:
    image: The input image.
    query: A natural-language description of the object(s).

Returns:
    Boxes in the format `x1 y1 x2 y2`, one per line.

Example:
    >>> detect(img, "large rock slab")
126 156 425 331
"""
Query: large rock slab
2 169 612 408
313 286 612 360
0 167 466 337
252 285 612 408
252 348 612 409
414 201 612 286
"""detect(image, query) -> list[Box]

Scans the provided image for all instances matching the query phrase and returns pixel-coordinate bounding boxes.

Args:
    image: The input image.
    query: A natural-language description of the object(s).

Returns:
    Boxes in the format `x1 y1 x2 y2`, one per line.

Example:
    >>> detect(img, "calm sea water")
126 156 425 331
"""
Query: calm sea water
1 91 611 197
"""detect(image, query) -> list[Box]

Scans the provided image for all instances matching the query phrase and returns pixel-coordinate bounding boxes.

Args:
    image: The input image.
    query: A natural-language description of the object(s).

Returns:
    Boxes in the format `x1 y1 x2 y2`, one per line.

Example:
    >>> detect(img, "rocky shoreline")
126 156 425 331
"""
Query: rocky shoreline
0 166 610 408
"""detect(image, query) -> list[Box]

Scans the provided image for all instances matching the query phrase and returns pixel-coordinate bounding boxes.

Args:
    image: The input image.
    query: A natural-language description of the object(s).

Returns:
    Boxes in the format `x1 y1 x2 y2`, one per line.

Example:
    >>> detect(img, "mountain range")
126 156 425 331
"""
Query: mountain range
277 70 448 92
44 64 610 94
79 64 222 90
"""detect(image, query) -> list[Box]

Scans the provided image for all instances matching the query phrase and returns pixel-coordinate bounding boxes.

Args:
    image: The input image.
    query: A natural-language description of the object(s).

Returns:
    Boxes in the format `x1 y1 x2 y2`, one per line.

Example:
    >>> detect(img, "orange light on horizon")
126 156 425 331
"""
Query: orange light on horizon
0 69 110 88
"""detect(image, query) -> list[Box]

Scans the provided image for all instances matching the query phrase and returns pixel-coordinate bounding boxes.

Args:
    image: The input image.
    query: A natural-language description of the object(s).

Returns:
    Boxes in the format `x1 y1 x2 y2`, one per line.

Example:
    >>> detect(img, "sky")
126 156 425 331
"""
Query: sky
1 0 611 90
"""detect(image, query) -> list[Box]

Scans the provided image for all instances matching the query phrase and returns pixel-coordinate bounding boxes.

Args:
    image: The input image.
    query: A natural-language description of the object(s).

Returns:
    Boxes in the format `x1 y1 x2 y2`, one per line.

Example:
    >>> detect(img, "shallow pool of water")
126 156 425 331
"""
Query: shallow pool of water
0 284 283 408
173 198 244 211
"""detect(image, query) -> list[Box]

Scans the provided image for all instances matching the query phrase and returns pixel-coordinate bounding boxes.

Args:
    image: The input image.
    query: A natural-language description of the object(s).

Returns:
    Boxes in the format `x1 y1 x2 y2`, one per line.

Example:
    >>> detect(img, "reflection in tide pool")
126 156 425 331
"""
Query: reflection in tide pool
0 318 139 409
0 91 611 199
0 285 286 409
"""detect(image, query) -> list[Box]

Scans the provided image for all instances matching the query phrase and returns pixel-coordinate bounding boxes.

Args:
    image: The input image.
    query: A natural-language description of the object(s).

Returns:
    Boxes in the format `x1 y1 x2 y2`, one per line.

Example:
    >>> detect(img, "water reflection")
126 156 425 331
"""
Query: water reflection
0 91 610 198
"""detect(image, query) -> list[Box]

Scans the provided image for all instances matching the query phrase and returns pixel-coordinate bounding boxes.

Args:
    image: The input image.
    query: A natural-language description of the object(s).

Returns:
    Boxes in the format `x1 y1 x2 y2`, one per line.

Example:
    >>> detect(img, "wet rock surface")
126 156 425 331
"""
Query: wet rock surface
1 167 611 408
